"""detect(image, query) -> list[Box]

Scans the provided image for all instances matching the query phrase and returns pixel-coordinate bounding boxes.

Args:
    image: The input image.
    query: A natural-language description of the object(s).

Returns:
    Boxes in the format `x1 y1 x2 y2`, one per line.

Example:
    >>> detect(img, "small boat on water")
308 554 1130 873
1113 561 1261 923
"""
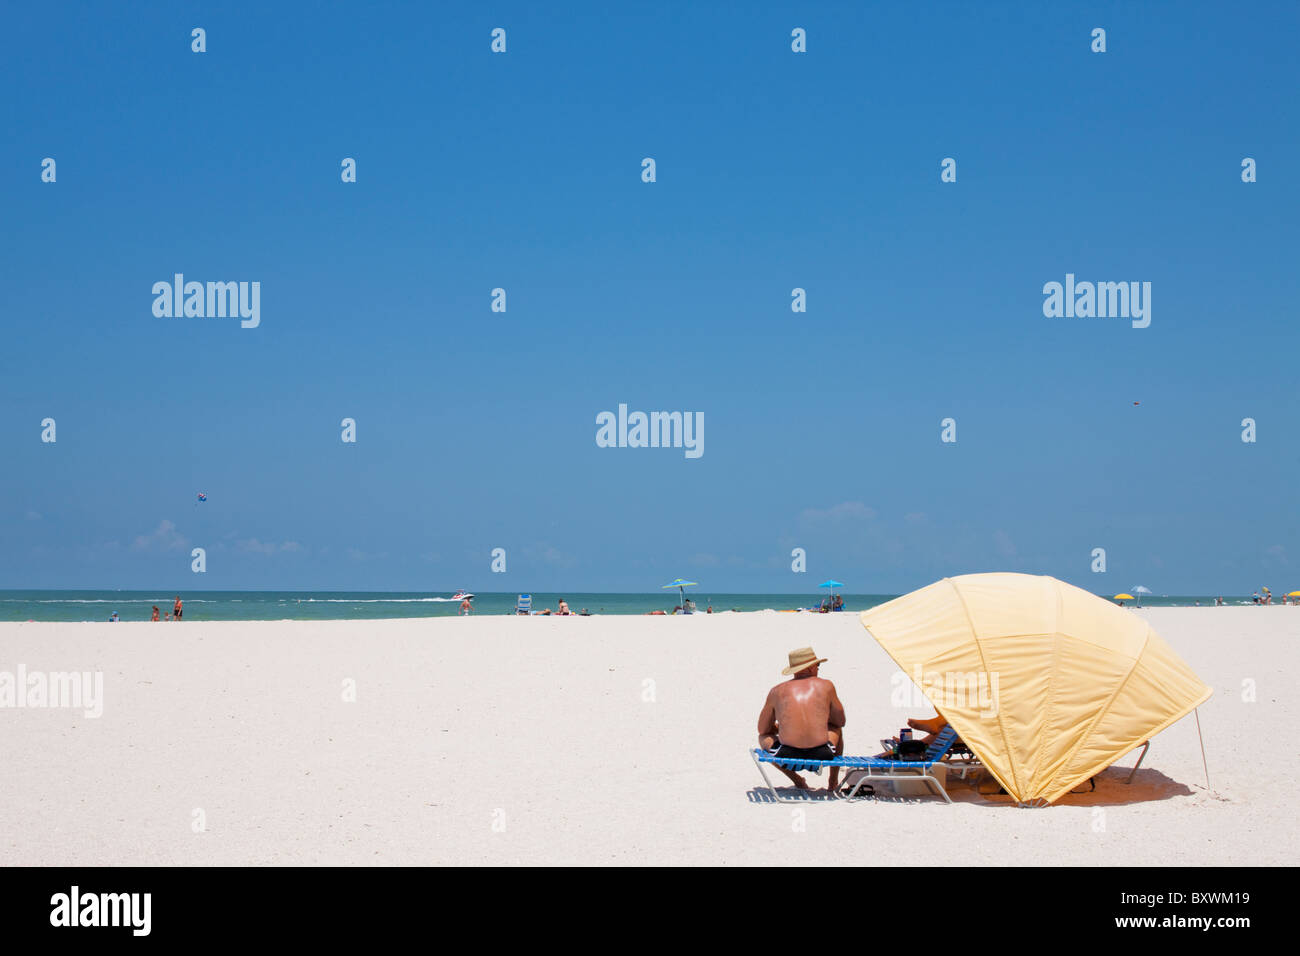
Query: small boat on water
452 590 474 601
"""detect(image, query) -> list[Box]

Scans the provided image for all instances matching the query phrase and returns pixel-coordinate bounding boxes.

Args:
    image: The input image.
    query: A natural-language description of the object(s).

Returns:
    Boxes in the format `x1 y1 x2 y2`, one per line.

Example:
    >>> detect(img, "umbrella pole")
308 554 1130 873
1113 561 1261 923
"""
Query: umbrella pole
1194 707 1210 790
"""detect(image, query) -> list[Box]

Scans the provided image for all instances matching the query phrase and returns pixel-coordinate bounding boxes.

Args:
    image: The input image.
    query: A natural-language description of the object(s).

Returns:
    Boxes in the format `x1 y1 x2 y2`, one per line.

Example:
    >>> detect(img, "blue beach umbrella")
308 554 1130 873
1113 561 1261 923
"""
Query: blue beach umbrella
661 579 698 608
819 579 844 609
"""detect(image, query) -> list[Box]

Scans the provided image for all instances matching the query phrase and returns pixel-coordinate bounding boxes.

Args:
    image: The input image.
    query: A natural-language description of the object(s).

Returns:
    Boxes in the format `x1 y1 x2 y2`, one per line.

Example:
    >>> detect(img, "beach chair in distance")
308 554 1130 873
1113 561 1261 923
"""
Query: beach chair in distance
750 726 961 804
515 594 532 615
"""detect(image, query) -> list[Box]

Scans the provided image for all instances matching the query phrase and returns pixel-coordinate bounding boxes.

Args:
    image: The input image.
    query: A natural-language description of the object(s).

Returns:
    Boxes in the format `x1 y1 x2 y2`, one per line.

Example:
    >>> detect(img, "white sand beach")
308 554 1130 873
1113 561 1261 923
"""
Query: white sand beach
2 607 1295 866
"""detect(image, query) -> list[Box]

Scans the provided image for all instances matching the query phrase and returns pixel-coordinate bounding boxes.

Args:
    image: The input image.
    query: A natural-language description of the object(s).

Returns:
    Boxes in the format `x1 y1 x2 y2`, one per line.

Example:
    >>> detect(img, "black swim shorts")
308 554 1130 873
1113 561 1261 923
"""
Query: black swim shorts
771 741 837 761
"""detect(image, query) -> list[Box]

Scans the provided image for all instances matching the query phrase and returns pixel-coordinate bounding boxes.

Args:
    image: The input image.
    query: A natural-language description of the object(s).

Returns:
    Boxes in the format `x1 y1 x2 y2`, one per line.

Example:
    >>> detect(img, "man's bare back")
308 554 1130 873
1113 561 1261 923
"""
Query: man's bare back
763 677 841 748
756 648 847 791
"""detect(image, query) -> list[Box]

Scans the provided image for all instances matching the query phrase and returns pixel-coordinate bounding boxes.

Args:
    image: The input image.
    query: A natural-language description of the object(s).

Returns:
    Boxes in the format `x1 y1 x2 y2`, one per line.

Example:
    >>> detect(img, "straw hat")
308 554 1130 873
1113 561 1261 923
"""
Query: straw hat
782 646 827 675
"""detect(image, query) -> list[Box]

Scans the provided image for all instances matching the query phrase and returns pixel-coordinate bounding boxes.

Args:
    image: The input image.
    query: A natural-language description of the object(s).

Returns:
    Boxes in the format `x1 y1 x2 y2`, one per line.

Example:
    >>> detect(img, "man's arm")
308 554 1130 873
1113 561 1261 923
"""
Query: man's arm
757 687 778 736
827 681 846 729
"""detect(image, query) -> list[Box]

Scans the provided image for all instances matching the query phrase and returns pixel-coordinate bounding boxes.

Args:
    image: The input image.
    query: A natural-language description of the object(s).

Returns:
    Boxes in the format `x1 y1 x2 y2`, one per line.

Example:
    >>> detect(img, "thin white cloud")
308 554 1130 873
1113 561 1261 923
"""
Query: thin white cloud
800 501 877 522
238 538 305 555
238 538 277 555
131 519 188 553
542 546 576 568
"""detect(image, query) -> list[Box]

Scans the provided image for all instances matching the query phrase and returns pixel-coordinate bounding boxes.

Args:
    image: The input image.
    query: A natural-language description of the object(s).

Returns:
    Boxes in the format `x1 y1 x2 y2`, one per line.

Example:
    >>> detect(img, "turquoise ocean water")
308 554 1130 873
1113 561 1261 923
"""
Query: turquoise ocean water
0 590 1264 622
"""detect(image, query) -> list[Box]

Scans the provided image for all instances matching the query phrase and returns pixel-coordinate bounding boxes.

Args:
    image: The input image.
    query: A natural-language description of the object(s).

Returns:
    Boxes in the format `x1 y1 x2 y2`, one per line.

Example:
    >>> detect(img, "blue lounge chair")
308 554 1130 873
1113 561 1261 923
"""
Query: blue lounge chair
751 726 962 803
515 594 532 615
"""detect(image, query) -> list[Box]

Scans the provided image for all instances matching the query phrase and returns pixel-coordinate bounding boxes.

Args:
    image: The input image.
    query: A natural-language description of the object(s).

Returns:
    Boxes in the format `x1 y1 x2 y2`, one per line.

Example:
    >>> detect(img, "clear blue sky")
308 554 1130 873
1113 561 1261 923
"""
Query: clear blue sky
2 1 1297 594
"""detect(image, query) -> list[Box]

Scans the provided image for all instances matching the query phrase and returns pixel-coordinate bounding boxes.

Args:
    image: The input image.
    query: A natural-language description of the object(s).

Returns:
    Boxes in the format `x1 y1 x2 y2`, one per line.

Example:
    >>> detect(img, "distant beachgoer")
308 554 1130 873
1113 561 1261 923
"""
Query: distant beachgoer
757 647 846 793
706 604 713 614
110 611 119 623
557 598 570 615
173 596 183 620
151 606 160 622
683 597 695 613
459 597 473 615
832 595 844 611
1216 597 1223 607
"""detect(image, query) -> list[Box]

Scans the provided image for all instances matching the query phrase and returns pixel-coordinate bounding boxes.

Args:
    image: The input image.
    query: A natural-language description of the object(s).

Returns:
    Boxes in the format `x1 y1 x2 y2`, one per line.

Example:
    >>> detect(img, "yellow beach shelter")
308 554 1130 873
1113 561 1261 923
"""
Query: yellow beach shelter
861 573 1212 805
1113 593 1135 602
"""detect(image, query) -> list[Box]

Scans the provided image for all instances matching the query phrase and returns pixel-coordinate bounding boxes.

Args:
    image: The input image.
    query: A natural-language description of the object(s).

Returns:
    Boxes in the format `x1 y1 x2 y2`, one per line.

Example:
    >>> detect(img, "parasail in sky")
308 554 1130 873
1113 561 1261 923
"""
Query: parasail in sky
196 493 207 502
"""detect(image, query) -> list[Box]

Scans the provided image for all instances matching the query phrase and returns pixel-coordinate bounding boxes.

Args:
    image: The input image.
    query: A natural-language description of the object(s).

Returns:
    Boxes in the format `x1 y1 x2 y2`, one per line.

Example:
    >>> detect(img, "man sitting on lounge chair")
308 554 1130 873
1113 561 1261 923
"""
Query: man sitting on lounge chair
757 647 846 792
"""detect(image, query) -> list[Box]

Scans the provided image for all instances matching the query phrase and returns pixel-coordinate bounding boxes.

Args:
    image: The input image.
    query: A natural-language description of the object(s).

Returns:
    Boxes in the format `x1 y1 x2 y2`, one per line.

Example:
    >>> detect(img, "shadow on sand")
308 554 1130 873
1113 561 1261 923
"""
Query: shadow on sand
747 764 1198 807
746 786 841 804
